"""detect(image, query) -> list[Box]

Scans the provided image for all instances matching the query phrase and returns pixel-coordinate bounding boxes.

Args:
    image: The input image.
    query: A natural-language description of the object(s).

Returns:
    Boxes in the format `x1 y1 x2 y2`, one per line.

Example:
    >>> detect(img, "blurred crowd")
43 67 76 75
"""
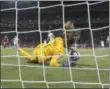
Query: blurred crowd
1 1 109 48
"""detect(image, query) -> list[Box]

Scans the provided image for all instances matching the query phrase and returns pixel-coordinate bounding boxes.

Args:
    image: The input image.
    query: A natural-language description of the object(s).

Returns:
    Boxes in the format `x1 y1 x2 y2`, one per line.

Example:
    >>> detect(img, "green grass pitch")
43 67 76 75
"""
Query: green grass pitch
1 48 109 88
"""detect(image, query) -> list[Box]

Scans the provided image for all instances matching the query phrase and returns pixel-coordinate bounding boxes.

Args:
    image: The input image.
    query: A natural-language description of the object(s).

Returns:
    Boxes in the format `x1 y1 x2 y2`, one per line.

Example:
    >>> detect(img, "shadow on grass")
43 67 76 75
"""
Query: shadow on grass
25 61 95 68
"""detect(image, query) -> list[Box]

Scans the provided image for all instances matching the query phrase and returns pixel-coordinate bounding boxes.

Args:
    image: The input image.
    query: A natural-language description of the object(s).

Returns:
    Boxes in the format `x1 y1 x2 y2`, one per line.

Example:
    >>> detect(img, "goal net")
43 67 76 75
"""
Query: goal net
1 1 109 88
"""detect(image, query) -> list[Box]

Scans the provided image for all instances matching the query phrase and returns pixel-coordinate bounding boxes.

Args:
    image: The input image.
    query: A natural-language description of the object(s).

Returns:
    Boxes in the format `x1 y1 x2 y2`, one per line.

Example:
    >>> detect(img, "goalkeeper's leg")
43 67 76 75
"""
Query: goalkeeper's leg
31 44 48 64
50 56 61 67
18 48 37 62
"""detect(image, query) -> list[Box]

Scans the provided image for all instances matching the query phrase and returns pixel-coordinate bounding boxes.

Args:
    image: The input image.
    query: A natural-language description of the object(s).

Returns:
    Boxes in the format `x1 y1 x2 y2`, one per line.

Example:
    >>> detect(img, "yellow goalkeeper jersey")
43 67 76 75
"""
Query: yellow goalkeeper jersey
19 37 64 67
32 37 64 63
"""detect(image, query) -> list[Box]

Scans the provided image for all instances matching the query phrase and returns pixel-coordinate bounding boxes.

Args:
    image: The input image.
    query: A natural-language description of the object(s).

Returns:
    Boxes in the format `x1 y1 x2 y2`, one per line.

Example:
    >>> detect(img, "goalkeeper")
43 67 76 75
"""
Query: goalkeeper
18 36 65 67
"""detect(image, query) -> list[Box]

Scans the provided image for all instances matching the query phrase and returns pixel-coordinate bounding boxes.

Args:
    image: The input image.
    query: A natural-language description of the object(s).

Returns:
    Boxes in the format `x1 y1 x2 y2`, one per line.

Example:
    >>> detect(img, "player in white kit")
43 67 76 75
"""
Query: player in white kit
106 36 109 47
100 40 104 48
107 36 109 43
47 31 55 43
13 36 20 49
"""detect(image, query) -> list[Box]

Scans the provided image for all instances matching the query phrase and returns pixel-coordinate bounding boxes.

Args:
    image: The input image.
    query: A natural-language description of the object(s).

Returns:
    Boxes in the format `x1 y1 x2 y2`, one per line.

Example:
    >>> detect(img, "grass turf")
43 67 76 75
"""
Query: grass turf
1 48 109 88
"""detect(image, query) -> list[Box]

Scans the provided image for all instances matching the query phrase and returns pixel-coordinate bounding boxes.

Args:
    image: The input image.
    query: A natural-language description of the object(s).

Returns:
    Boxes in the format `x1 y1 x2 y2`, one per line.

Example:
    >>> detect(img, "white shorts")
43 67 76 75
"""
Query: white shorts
14 44 19 48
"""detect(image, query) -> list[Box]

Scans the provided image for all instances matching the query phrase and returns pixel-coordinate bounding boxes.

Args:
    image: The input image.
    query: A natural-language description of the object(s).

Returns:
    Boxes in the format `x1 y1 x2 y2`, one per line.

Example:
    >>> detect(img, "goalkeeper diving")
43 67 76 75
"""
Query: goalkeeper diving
18 32 80 67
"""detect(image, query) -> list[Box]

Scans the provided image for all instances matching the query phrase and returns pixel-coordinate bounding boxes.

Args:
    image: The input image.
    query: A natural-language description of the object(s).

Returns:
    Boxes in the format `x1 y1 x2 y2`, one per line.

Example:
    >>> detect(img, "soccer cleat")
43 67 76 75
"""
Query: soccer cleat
62 63 76 67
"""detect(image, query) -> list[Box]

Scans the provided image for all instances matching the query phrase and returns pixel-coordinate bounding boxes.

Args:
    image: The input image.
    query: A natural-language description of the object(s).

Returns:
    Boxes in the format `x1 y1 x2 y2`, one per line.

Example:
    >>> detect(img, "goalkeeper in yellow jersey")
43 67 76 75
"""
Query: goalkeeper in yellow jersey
18 36 65 67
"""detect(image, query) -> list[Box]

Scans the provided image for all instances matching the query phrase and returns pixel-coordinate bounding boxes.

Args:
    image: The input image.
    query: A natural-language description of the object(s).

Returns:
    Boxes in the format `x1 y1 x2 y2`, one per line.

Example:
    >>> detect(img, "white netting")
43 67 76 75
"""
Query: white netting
1 1 109 88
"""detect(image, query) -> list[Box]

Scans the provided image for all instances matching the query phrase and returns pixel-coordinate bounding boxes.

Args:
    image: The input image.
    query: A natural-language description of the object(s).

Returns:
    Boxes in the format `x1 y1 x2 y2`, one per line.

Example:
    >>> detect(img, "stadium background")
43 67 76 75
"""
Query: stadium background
0 1 109 48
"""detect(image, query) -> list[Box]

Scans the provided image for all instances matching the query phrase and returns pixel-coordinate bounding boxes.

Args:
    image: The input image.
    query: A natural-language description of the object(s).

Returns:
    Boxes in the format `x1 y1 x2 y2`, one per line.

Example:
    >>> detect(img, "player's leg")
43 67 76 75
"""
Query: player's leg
3 43 5 48
49 56 61 67
3 44 6 48
13 43 16 49
62 60 77 67
15 44 17 49
19 43 47 63
32 43 51 64
35 48 48 64
19 48 39 63
62 57 79 67
3 43 7 48
48 38 64 67
18 48 32 62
